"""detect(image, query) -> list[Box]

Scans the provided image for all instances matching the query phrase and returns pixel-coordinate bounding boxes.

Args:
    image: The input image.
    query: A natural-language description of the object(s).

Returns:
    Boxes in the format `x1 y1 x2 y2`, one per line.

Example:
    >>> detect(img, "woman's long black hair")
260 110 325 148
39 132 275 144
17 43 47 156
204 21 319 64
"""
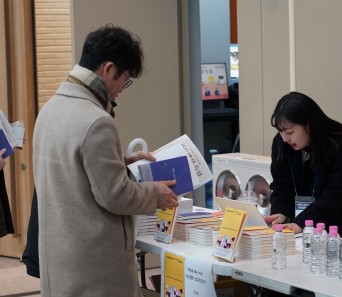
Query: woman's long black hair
271 92 342 169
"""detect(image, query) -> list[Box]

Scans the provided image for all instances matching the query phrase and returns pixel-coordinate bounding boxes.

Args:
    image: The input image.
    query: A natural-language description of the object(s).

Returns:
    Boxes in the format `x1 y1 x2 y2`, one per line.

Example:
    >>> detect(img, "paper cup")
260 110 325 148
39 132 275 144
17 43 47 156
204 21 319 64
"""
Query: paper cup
11 121 25 147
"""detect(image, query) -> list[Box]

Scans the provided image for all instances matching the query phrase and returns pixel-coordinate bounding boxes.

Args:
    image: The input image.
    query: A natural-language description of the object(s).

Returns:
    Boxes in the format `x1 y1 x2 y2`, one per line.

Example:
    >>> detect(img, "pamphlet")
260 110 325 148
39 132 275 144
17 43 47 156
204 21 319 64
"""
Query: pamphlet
0 109 24 158
154 196 181 244
212 207 248 262
127 134 212 189
161 249 216 297
139 155 194 196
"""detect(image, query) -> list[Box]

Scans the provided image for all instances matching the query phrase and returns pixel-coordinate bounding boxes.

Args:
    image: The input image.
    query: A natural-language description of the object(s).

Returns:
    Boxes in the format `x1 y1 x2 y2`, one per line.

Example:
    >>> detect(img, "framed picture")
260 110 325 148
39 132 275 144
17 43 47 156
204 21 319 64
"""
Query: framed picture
201 63 229 101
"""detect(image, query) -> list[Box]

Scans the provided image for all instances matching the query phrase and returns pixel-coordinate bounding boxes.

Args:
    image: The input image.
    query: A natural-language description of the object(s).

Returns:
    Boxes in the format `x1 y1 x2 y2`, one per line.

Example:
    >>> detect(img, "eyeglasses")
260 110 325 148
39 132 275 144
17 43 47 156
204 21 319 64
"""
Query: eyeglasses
122 72 133 89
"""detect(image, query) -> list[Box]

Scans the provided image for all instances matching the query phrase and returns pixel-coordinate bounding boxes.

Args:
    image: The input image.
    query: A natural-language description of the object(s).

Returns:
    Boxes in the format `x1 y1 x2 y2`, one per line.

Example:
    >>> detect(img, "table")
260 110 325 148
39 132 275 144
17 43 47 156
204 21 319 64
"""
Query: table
136 235 242 276
136 235 342 297
202 107 239 120
231 254 342 297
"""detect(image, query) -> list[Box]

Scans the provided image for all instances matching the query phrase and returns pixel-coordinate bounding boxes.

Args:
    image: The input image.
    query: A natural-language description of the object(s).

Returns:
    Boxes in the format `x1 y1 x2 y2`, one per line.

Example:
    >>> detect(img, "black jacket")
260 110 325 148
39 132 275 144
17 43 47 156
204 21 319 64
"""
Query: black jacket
0 169 14 237
270 134 342 233
22 189 40 278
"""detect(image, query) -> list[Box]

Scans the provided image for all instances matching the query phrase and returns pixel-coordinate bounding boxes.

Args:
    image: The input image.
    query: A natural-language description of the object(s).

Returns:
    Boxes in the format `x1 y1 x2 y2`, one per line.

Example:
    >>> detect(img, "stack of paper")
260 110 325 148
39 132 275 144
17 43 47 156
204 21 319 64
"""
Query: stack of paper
188 224 221 246
173 206 223 242
212 229 219 247
178 197 193 214
173 217 222 241
236 227 296 260
136 213 158 236
135 197 193 237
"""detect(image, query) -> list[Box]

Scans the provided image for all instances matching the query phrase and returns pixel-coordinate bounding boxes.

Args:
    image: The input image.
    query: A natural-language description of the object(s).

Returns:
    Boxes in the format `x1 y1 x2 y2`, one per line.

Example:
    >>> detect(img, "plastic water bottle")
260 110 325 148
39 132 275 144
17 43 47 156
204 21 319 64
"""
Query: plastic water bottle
339 238 342 280
272 224 286 270
302 219 314 264
326 230 339 277
317 222 328 242
310 228 325 274
329 225 340 241
317 222 328 267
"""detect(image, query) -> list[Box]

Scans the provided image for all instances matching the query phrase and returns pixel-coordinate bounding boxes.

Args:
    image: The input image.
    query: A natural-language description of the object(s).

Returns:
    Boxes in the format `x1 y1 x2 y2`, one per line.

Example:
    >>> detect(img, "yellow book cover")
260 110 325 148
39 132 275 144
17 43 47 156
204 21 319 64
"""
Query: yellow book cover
212 207 248 262
163 251 185 297
154 197 181 243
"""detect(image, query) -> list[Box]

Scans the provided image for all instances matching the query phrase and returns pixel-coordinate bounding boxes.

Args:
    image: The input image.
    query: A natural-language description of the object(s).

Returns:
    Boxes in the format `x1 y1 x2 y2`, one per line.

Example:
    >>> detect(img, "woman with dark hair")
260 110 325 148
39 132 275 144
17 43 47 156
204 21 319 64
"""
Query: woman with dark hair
264 91 342 234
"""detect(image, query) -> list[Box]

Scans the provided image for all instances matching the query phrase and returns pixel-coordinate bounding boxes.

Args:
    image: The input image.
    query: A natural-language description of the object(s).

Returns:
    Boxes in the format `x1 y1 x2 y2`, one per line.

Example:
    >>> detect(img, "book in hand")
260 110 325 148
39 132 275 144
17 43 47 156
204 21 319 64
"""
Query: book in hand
154 197 181 244
127 134 212 190
0 129 14 158
0 109 24 158
139 155 194 196
212 207 248 262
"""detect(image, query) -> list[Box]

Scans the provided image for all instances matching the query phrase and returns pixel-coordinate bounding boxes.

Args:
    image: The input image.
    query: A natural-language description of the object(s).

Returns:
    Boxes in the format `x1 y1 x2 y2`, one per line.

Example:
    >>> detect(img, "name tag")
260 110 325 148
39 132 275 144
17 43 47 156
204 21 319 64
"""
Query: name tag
295 196 315 217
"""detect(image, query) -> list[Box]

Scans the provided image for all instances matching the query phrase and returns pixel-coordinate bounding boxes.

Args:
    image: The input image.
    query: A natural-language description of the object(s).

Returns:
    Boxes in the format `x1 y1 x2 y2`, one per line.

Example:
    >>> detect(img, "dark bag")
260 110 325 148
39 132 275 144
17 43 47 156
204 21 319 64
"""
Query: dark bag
0 169 15 237
22 188 40 278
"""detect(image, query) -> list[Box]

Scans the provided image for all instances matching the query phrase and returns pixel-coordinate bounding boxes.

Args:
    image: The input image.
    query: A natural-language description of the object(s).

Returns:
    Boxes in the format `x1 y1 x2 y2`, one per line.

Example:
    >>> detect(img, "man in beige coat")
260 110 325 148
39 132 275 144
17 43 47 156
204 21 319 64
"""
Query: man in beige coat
33 24 179 297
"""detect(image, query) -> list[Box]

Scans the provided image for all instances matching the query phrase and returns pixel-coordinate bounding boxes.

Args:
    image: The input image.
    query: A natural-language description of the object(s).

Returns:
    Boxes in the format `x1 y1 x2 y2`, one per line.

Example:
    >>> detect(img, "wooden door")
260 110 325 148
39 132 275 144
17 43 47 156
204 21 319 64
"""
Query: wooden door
0 0 36 258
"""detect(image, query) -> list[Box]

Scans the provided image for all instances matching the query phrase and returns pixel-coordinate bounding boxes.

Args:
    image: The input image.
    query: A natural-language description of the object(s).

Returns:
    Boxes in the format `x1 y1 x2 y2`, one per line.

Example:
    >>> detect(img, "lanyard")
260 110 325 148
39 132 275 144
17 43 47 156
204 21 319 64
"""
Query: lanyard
289 155 318 197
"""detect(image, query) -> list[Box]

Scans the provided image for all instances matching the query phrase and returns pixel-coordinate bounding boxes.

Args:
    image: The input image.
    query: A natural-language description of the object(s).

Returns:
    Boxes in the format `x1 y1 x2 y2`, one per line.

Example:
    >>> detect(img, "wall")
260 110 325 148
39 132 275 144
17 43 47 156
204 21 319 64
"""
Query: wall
35 0 72 110
200 0 230 81
0 0 36 257
238 0 342 156
71 0 184 153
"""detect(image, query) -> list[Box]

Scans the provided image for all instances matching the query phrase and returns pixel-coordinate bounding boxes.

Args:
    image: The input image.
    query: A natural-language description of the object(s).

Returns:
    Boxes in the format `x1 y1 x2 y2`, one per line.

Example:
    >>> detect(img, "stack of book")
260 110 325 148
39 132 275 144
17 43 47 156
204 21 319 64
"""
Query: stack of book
188 224 221 246
212 229 219 247
177 197 193 214
236 227 296 260
173 217 222 241
136 213 158 237
173 207 223 242
135 197 194 237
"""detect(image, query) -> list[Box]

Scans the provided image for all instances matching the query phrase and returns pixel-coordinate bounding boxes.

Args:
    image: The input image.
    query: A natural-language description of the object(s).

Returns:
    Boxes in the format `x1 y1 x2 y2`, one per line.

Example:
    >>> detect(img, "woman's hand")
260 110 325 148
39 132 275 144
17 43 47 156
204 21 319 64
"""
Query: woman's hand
264 213 287 226
124 151 156 165
282 223 302 234
0 148 7 170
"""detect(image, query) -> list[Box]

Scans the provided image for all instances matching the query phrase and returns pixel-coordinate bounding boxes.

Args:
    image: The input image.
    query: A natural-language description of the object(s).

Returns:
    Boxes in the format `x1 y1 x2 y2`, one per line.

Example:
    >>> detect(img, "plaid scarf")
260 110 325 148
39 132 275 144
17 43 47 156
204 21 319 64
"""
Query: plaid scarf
67 64 116 117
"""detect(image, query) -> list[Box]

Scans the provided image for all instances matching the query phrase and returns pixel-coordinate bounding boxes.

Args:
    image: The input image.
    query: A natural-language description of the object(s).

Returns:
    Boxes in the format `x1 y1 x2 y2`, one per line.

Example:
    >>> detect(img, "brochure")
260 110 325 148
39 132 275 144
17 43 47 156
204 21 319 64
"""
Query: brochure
127 134 212 189
139 155 194 196
212 207 248 262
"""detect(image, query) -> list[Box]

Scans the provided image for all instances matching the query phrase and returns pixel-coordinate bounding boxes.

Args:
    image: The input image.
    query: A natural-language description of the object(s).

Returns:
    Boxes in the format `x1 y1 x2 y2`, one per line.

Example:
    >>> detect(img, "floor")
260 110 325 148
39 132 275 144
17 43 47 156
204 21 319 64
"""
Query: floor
0 256 160 297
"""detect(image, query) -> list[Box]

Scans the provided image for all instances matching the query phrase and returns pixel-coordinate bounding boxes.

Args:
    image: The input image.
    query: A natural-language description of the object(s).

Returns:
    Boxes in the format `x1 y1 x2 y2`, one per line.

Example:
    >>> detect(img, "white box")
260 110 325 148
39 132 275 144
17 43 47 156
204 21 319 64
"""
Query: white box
212 153 272 216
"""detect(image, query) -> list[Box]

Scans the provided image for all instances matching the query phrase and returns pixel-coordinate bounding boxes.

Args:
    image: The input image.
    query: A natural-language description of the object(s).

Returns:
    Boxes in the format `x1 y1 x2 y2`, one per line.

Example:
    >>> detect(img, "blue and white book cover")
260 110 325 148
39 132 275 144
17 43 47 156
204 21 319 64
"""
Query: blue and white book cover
0 129 14 158
139 155 194 196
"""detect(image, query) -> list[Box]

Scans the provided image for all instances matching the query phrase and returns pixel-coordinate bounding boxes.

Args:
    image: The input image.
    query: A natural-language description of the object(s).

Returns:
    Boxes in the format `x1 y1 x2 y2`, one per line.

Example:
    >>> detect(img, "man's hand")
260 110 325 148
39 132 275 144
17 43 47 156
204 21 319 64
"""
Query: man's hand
124 151 155 165
0 148 7 170
155 180 179 211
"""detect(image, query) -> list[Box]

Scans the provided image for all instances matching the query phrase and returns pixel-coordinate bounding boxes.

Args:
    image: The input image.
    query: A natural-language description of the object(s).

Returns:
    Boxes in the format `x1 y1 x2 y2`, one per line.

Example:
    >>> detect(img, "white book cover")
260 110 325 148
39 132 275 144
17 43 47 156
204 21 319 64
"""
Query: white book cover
127 134 212 190
0 109 24 151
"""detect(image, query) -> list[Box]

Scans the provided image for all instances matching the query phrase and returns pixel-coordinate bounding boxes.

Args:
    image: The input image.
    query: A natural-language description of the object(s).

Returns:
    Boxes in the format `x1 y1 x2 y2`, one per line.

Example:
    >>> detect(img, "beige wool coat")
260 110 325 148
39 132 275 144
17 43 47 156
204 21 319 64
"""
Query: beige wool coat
33 82 158 297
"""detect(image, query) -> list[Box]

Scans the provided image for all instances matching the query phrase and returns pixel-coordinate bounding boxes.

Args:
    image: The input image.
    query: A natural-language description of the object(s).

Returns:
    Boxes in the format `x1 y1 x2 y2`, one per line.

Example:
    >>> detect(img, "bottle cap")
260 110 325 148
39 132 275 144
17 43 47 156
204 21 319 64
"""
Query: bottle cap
316 222 326 230
329 225 338 232
313 228 322 235
304 220 313 226
329 230 338 237
274 224 283 231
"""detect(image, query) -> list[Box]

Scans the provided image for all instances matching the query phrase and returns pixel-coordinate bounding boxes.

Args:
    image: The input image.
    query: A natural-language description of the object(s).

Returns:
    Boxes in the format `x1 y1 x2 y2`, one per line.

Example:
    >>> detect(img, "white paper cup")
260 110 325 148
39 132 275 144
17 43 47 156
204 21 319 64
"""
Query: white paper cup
11 121 25 147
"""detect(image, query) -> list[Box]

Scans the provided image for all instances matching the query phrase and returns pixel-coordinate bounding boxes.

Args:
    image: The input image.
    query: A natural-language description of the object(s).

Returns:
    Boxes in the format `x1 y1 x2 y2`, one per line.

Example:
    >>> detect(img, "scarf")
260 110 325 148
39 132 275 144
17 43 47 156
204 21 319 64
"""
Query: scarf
67 64 116 117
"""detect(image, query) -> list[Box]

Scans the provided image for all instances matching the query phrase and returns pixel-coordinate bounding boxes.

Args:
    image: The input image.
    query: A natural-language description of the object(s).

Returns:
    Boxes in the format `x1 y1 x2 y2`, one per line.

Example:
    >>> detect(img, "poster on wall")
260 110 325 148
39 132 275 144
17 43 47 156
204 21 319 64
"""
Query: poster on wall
230 44 239 78
201 63 229 101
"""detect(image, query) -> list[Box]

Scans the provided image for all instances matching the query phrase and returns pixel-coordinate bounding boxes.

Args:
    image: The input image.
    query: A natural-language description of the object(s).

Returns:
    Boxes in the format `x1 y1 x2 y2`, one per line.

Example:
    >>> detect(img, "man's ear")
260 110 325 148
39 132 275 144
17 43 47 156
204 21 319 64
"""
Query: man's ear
103 62 115 74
